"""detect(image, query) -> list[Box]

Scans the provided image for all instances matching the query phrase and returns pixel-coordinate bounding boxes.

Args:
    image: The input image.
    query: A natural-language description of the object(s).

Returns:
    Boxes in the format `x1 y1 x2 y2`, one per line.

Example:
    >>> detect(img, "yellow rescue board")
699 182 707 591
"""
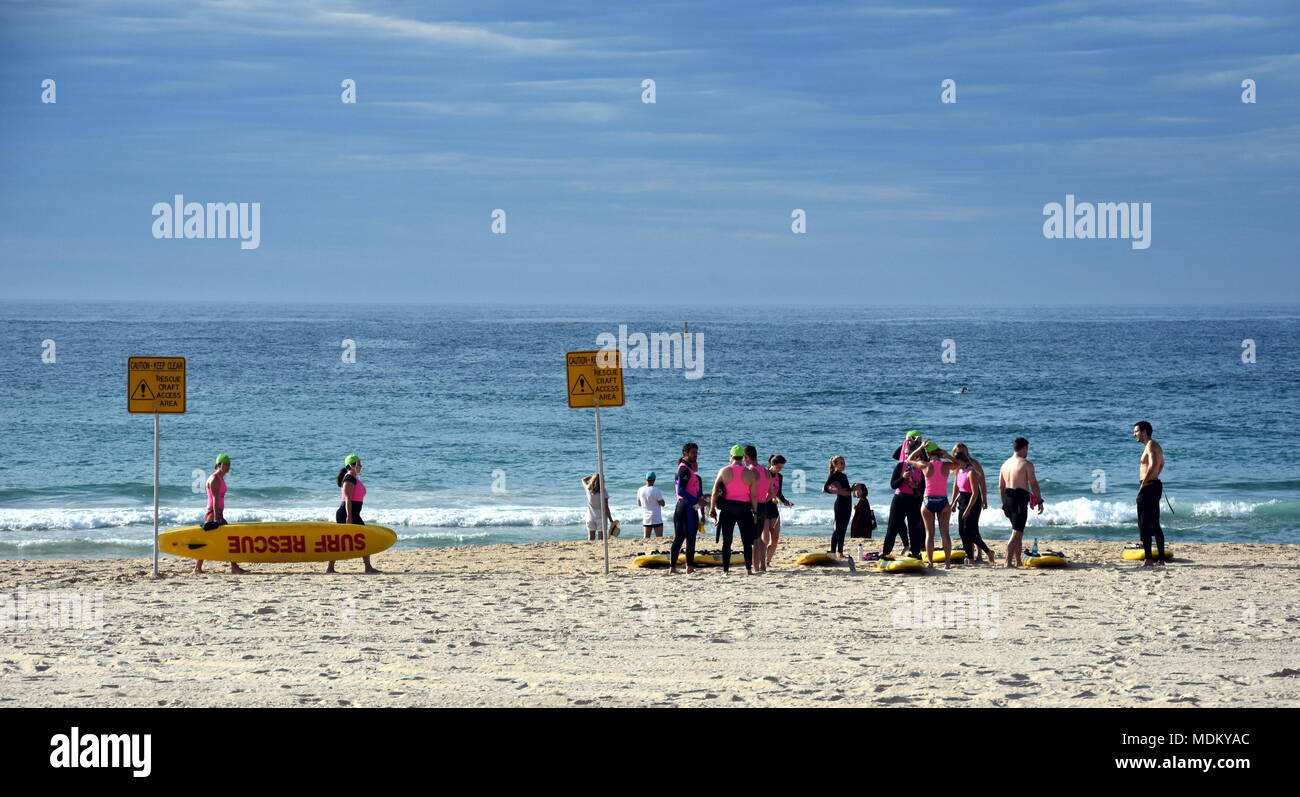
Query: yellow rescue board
159 522 396 563
795 552 840 566
1121 546 1173 561
877 556 924 573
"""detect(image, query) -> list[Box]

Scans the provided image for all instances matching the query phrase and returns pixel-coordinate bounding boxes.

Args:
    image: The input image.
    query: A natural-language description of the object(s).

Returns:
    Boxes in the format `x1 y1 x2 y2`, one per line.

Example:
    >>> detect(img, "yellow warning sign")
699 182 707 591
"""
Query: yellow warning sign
128 356 186 414
566 350 623 408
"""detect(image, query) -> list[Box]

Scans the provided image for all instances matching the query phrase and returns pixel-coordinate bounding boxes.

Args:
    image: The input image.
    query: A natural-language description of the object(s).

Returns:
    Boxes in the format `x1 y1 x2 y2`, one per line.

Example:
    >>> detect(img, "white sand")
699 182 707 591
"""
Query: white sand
2 537 1297 707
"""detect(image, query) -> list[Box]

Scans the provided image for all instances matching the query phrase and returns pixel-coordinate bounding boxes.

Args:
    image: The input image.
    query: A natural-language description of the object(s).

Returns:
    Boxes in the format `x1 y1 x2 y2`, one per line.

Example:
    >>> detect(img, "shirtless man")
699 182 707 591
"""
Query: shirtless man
998 437 1043 568
1133 420 1166 566
709 445 760 574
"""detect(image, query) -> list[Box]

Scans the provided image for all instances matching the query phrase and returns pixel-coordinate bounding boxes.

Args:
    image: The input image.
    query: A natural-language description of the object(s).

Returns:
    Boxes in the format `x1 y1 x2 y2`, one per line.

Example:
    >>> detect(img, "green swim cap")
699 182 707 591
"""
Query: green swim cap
345 454 360 466
906 430 921 439
924 441 939 453
214 454 230 465
729 445 745 457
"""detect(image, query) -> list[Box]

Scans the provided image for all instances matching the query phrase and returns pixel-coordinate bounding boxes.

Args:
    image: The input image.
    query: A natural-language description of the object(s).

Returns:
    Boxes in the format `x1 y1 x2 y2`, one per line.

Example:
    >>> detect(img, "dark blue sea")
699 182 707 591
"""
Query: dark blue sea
1 301 1296 557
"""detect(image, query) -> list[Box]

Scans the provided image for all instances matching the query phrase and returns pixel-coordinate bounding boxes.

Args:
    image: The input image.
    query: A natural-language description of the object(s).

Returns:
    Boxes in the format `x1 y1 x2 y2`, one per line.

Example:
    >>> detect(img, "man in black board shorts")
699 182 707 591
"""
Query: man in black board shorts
998 437 1043 568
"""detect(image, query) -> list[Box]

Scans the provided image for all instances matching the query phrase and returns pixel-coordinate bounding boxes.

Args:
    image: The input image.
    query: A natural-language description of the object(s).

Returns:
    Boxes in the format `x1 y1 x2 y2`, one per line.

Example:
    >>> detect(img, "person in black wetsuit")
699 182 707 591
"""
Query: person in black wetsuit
669 442 701 574
884 461 918 558
1133 420 1167 566
823 456 851 556
850 484 875 541
887 433 926 558
708 445 760 574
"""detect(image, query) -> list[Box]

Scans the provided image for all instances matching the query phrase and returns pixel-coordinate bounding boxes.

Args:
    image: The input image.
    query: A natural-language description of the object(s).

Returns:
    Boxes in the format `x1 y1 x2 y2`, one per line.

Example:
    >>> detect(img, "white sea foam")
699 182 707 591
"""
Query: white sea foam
0 497 1282 532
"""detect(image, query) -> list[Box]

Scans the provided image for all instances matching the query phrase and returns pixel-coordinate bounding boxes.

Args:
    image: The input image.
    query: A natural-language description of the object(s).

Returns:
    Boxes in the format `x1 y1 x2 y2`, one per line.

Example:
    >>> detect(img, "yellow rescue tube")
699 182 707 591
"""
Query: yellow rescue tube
922 549 966 563
1121 546 1173 561
1025 554 1068 568
876 556 923 573
795 552 840 566
159 521 396 563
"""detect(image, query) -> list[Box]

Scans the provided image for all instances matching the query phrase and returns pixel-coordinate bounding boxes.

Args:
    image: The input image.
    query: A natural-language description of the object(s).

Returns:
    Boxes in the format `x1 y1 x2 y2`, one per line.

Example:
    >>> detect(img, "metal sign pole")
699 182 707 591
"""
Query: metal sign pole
153 411 160 578
594 394 609 575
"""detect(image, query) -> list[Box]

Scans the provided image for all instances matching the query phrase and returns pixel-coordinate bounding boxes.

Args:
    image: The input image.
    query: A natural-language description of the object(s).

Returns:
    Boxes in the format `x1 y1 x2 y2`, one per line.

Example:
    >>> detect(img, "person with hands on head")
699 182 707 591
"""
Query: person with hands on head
582 472 616 541
908 440 961 569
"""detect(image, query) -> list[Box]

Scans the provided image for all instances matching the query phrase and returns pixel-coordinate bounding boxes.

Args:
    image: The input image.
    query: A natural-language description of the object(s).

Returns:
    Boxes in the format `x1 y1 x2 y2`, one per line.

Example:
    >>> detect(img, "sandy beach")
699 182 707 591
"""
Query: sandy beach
2 538 1297 708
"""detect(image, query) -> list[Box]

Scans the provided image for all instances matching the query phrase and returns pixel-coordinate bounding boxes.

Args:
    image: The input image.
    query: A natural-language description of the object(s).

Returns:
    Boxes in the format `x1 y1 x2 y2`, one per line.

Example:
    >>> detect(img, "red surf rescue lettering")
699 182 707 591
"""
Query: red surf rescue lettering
226 535 307 554
313 533 367 553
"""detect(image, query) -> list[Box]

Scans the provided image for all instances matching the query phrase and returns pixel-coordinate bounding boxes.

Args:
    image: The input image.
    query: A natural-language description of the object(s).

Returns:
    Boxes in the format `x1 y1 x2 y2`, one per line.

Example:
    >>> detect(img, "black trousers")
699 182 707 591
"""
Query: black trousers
671 502 698 567
831 497 850 554
1137 480 1165 558
717 500 758 572
903 493 924 556
956 492 991 557
884 493 912 557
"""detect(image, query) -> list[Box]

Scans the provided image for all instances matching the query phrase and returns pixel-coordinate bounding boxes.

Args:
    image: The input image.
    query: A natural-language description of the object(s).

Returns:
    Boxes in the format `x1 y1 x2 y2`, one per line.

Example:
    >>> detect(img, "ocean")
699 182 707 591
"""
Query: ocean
1 301 1297 558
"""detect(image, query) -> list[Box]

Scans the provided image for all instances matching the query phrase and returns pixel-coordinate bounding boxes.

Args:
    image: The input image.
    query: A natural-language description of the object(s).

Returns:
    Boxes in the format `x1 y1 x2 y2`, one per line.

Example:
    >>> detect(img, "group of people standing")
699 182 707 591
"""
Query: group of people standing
865 431 1008 569
672 442 792 575
832 431 1040 569
619 420 1166 574
827 422 1167 568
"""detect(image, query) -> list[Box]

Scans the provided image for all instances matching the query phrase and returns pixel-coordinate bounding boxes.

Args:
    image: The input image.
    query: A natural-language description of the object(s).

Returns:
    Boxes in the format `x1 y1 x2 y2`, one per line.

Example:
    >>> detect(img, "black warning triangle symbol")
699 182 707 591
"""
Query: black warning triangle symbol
570 374 594 395
132 380 155 400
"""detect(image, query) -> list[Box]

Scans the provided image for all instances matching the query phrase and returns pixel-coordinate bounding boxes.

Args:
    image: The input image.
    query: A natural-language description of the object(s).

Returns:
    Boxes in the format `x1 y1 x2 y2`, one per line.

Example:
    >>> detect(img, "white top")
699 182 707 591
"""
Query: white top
586 487 603 528
637 485 665 525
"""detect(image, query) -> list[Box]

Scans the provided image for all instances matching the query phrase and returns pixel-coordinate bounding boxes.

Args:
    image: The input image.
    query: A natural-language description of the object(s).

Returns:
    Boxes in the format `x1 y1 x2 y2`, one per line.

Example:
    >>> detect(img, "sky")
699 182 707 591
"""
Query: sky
0 0 1297 304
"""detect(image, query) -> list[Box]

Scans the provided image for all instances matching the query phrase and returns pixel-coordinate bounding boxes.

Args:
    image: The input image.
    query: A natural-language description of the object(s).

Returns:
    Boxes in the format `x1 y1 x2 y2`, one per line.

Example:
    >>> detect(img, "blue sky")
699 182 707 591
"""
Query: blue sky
1 0 1297 304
